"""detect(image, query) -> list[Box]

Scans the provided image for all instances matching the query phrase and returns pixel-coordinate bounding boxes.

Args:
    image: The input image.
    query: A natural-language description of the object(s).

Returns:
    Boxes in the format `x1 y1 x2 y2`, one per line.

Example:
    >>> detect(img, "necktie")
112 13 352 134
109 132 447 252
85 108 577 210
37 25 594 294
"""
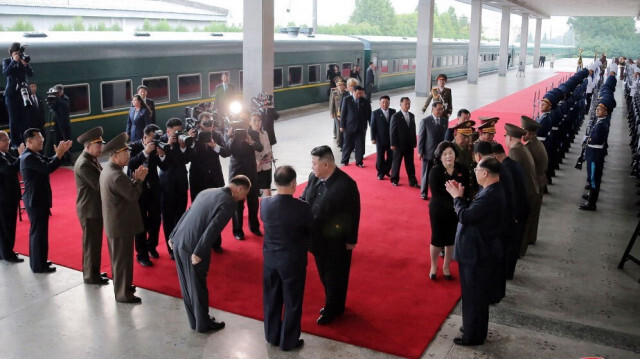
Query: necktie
223 84 227 92
32 95 38 109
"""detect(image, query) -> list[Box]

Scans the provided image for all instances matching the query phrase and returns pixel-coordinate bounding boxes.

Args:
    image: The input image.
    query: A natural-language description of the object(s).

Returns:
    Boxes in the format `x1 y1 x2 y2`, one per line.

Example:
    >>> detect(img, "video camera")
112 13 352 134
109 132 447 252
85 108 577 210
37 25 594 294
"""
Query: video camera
150 129 170 152
46 86 59 107
183 106 200 132
17 82 32 107
18 45 30 63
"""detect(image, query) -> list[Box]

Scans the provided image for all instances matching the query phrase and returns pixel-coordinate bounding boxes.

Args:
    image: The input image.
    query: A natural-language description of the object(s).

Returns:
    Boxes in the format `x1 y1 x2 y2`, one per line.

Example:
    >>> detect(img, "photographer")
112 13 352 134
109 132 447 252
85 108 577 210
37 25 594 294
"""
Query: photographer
158 118 196 259
3 42 33 148
189 112 230 202
128 124 166 265
227 112 263 240
47 84 71 163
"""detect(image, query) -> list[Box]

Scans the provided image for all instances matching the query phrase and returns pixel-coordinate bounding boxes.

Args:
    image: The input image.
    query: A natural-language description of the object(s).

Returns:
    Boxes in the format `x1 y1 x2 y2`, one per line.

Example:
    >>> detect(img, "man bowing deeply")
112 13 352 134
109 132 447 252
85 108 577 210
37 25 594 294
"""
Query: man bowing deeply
168 175 251 333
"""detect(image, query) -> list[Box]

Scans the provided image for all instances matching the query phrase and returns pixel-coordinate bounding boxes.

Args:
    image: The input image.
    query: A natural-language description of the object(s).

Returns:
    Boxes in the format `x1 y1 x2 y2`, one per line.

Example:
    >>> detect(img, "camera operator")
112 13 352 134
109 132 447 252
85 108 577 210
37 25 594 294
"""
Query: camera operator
48 84 71 164
227 112 263 240
128 124 166 265
27 82 45 135
3 42 33 148
158 118 196 259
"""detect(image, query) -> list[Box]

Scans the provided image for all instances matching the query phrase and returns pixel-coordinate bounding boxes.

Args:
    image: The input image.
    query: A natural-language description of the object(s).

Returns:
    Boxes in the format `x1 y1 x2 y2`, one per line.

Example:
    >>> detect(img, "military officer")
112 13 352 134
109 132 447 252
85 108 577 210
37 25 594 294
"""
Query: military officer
474 117 499 144
422 74 452 119
329 77 346 147
521 116 548 246
451 120 475 172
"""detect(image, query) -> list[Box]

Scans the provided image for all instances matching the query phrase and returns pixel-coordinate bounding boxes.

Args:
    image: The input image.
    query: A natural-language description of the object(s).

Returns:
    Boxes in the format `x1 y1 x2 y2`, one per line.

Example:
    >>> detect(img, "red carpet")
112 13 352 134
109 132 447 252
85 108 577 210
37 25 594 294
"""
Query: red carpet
13 72 569 358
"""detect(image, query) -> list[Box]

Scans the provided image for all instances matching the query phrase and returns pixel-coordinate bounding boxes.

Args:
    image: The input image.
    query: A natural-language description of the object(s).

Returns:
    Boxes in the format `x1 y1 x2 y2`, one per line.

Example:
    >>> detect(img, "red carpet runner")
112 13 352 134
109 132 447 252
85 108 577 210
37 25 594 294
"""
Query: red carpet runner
14 72 569 358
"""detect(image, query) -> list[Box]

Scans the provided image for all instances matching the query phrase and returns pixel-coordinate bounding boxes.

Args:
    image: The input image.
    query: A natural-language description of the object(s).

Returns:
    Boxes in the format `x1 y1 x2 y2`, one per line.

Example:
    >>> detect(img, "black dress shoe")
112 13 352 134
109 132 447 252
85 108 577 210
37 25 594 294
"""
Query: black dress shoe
119 296 142 304
46 260 53 266
581 193 589 200
453 337 483 346
198 319 225 333
85 277 109 285
341 162 349 166
377 175 384 180
250 229 263 237
356 163 364 168
5 256 24 263
101 272 109 278
391 181 399 187
148 248 160 259
317 314 333 325
36 266 56 273
282 339 304 351
234 233 245 240
128 285 137 292
421 195 429 200
319 307 325 314
584 184 592 190
579 203 596 211
429 273 436 280
137 258 153 267
409 183 420 188
212 246 223 253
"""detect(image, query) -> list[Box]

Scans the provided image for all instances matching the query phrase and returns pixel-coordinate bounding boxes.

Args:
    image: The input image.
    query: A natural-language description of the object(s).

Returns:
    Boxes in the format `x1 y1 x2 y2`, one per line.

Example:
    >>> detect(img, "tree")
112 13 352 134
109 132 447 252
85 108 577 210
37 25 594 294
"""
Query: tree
568 16 639 57
349 0 396 33
7 18 35 31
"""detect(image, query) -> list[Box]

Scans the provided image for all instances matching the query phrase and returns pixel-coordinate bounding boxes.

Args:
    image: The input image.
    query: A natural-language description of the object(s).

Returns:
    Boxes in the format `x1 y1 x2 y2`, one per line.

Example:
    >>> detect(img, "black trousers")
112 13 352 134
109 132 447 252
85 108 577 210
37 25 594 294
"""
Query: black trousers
459 262 491 344
161 189 188 255
390 148 417 185
26 206 50 272
232 184 260 235
175 247 212 332
313 247 352 318
136 191 161 260
0 199 19 260
263 259 306 350
375 143 393 178
5 95 26 148
341 130 365 166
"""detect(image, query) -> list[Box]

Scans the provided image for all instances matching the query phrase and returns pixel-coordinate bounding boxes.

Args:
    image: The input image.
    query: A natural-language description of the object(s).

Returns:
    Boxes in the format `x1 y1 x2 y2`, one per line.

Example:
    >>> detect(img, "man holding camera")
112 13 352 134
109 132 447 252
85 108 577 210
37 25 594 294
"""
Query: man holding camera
3 42 33 148
129 124 165 265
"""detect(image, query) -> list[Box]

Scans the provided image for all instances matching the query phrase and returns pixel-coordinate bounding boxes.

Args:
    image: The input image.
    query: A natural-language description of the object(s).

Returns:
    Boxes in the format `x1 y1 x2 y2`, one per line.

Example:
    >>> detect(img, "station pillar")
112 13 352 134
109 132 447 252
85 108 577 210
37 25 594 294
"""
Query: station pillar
415 0 434 97
242 0 274 108
518 13 529 74
498 6 511 77
533 18 542 68
467 0 482 84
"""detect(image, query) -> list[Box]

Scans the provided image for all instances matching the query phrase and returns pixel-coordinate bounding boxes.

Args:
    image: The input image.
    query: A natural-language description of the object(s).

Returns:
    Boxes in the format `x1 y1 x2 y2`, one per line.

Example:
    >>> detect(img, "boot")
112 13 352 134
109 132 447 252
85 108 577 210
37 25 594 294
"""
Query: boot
579 188 598 211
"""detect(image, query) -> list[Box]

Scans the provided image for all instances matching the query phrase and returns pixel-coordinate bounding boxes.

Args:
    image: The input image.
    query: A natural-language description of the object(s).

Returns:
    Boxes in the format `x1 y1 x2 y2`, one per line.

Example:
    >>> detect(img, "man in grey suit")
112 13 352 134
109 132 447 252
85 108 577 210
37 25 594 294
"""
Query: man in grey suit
168 175 250 333
100 133 148 303
418 101 448 199
74 127 108 285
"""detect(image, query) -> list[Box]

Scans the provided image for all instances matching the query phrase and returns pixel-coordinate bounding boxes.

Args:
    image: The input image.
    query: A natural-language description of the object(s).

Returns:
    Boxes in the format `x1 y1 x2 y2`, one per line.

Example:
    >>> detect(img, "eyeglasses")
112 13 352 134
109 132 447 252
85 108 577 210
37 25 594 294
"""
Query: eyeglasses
474 167 487 173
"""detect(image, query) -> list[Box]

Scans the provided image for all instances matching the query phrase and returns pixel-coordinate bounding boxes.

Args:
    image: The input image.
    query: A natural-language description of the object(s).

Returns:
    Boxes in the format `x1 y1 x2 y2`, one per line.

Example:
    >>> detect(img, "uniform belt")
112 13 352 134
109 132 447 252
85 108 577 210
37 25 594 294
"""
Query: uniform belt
587 144 604 149
552 127 559 130
538 136 547 141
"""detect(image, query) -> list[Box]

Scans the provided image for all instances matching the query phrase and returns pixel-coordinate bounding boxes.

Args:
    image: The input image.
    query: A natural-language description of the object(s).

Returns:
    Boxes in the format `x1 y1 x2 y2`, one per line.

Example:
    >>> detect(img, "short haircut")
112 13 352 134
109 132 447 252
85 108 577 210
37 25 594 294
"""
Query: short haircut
9 42 20 54
137 85 148 91
354 85 365 92
274 165 297 186
0 131 8 140
144 124 160 135
197 112 212 121
24 128 41 140
477 157 501 175
250 112 262 119
473 141 493 156
346 78 359 86
369 61 374 65
379 95 390 102
432 101 444 109
166 117 183 129
400 96 410 104
457 108 470 117
434 141 458 163
310 145 335 163
437 74 448 81
491 143 506 154
229 174 251 189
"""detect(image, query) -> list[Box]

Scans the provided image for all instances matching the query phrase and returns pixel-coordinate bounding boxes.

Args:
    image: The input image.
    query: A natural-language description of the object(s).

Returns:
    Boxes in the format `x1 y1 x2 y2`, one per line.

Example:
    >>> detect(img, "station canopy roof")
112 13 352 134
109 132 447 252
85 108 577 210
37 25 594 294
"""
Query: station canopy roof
456 0 640 19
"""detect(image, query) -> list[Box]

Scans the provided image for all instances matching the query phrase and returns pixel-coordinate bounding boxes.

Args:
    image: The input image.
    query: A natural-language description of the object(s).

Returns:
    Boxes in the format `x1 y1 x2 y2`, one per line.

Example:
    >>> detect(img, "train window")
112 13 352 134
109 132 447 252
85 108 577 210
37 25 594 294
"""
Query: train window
142 76 169 104
371 56 378 67
401 59 409 72
380 60 388 73
459 55 465 65
341 63 352 77
101 79 132 112
410 58 417 71
274 68 283 88
208 72 228 97
178 74 202 101
63 83 90 117
308 64 320 84
453 56 459 66
446 56 452 67
288 66 303 87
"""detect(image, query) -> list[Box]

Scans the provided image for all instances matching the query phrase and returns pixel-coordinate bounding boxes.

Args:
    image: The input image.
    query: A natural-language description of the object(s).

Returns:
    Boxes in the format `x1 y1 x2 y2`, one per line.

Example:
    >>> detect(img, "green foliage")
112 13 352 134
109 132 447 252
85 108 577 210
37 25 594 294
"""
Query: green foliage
199 22 242 32
7 18 35 31
349 0 396 33
154 20 172 32
50 22 73 31
568 16 639 57
87 22 122 31
141 19 153 31
72 17 85 31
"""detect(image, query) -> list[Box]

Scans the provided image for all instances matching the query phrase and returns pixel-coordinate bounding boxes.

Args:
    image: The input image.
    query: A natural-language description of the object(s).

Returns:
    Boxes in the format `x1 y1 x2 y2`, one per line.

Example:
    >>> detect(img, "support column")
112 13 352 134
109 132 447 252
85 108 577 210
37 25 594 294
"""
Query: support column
498 6 510 77
518 13 529 74
242 0 274 107
467 0 482 84
415 0 434 97
533 18 542 68
312 0 318 34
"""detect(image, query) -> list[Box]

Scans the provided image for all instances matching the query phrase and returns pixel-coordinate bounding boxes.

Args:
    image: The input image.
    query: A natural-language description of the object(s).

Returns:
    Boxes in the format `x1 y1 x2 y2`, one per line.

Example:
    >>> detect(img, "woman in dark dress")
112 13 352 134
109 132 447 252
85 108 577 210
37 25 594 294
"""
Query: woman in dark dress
428 141 469 280
126 94 151 142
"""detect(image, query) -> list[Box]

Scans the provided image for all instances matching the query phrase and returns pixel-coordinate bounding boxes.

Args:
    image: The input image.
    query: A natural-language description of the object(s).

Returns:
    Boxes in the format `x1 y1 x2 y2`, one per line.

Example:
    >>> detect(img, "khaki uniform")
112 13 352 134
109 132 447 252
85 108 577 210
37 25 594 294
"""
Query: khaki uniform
508 143 540 256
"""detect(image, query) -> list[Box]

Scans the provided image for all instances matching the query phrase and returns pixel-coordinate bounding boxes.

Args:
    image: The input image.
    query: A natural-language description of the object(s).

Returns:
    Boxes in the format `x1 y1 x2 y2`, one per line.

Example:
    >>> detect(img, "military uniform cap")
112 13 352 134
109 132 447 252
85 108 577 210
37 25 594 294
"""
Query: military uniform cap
598 95 616 112
542 91 559 108
579 68 589 79
436 73 447 81
77 127 105 145
473 141 493 155
504 123 526 138
102 132 131 156
520 115 541 131
452 120 475 136
476 117 499 134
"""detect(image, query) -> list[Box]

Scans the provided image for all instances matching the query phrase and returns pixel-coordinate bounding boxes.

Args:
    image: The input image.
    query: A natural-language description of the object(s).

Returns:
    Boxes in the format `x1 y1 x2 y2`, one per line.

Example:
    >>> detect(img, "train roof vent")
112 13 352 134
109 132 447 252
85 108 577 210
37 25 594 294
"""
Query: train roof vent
23 32 47 38
210 33 223 37
134 32 150 37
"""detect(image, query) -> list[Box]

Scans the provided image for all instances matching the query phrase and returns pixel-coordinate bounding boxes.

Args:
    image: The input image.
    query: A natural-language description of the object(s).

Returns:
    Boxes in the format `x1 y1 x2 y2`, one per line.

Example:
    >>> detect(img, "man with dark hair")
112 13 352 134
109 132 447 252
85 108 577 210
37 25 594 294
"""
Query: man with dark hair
422 73 452 119
212 72 235 115
444 108 471 142
445 156 505 346
260 165 312 351
418 101 448 199
340 86 371 167
74 127 108 284
364 62 376 102
0 131 24 263
20 128 72 273
370 95 396 180
3 42 33 148
301 145 360 325
27 82 46 135
168 175 251 333
129 124 165 265
389 97 418 187
136 85 156 124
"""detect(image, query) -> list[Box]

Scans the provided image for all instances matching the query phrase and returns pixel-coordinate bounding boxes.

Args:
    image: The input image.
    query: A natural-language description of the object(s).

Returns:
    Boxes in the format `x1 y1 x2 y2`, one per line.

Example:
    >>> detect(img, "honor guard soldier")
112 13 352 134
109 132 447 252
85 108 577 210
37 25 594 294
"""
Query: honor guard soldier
537 91 559 183
422 74 453 119
474 117 499 144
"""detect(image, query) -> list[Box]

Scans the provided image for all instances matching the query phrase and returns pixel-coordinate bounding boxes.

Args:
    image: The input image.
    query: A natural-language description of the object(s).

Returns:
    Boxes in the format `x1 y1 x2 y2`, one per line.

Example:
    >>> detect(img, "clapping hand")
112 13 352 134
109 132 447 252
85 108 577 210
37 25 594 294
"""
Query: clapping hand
54 140 73 158
133 166 149 182
444 180 464 198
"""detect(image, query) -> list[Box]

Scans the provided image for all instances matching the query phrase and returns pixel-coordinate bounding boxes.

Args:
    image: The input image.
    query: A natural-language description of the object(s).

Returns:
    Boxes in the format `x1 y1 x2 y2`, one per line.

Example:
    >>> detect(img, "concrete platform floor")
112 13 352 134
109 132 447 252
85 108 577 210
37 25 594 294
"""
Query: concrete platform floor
2 58 639 359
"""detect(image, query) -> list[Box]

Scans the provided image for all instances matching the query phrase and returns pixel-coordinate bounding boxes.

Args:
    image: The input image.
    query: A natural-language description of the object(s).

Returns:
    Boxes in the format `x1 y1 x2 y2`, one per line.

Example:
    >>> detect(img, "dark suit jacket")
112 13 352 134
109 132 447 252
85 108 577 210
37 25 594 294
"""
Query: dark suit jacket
0 151 21 206
144 98 156 124
453 182 506 266
158 134 190 195
128 140 165 195
27 94 46 130
370 107 396 146
418 114 448 160
189 130 230 189
390 111 417 151
228 128 263 180
2 58 33 98
74 151 102 219
260 194 312 267
20 148 61 209
126 107 150 143
99 161 144 238
212 82 236 114
365 67 375 92
340 95 371 134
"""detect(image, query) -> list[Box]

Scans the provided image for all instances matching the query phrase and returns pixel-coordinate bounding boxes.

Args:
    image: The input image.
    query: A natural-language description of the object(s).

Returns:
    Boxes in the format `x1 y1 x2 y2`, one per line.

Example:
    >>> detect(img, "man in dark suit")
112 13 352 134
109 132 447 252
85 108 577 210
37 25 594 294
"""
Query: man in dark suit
444 108 470 142
364 62 376 102
300 146 360 325
340 86 371 167
137 85 156 124
0 131 24 263
389 97 418 187
128 124 165 266
446 157 506 347
74 127 108 285
260 165 312 351
27 82 46 135
418 101 448 199
3 42 33 148
20 128 72 273
100 133 148 303
212 72 236 115
370 95 396 180
168 175 251 332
